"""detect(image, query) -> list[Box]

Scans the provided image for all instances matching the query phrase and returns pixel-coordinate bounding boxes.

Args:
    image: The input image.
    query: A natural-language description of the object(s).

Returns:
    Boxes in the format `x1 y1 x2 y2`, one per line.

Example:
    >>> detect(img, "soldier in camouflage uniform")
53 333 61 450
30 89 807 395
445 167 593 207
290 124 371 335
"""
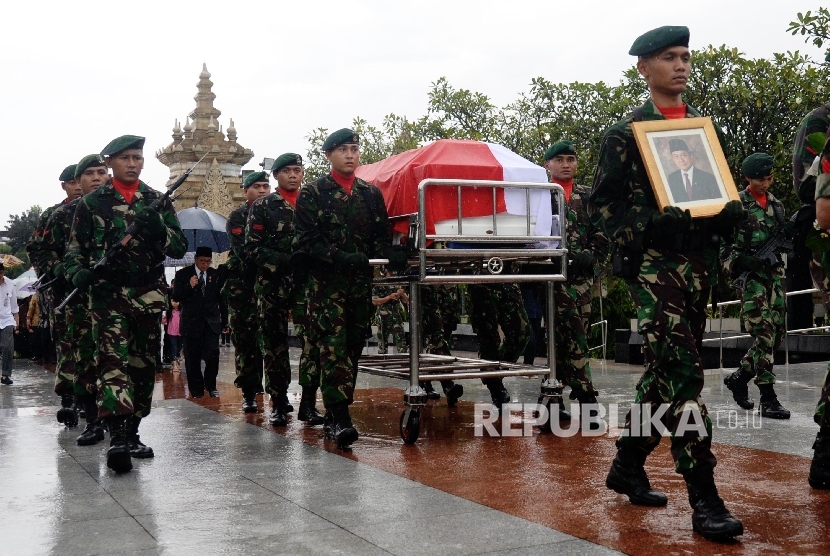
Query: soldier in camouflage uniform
722 153 791 419
222 171 269 413
372 275 408 355
65 135 187 473
469 282 528 409
294 128 403 448
807 116 830 490
26 164 82 425
588 27 743 540
40 155 110 445
793 101 830 326
245 164 297 427
544 140 609 418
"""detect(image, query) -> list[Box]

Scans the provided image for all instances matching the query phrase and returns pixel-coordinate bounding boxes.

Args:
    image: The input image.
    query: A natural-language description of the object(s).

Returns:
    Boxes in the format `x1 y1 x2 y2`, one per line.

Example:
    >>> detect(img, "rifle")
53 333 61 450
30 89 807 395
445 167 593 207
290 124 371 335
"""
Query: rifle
732 214 796 291
55 151 211 312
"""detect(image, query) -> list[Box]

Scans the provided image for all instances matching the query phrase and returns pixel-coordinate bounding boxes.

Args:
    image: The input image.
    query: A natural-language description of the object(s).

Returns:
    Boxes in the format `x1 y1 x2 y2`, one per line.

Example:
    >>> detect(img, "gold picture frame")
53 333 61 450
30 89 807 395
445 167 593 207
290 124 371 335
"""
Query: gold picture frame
632 117 739 218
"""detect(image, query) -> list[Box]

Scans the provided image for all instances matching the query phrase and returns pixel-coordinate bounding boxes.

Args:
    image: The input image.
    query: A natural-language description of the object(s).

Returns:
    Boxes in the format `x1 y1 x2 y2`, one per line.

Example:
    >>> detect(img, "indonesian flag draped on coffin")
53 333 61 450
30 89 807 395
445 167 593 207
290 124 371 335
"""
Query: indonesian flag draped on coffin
354 139 553 241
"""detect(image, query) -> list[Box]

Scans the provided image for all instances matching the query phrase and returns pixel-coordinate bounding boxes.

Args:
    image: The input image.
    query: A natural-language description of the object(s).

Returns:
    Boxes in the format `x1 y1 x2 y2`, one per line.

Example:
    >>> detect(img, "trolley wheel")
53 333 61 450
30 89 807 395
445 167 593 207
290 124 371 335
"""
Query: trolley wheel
537 396 553 434
400 409 421 444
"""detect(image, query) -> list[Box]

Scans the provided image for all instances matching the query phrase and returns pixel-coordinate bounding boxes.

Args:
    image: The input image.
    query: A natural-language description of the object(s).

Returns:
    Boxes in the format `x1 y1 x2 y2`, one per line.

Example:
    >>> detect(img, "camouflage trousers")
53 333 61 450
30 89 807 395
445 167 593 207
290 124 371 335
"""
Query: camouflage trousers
619 278 716 473
306 271 372 407
292 282 321 390
375 309 407 354
64 293 97 399
739 275 784 385
553 280 597 398
91 292 162 419
422 285 451 355
53 305 75 397
227 291 263 392
469 283 529 363
256 285 291 398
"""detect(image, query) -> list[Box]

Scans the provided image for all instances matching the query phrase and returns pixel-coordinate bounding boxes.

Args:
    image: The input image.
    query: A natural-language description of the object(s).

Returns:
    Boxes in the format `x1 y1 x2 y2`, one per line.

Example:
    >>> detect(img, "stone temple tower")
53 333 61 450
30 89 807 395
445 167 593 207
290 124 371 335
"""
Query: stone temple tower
156 64 254 218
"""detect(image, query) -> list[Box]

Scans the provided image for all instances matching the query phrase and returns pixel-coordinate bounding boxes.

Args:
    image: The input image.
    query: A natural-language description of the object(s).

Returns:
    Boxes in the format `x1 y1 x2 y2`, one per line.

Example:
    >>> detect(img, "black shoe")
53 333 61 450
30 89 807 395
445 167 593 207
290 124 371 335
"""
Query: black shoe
242 388 258 413
724 370 754 410
77 421 105 446
330 401 359 448
106 417 133 473
421 381 440 400
558 397 572 421
759 384 790 419
606 448 668 507
208 389 220 397
684 466 743 541
442 382 463 407
809 433 830 489
268 398 288 427
127 416 154 458
298 387 325 426
280 393 294 413
56 394 79 427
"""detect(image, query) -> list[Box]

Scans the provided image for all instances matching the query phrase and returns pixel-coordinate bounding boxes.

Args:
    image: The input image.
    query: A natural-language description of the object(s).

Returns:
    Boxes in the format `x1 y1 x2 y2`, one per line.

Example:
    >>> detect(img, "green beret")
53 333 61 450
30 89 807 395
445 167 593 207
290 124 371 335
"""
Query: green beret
629 26 690 57
74 154 107 179
272 153 303 173
59 165 78 182
322 128 359 152
669 138 690 153
543 140 577 161
243 171 269 189
742 152 775 179
101 135 145 157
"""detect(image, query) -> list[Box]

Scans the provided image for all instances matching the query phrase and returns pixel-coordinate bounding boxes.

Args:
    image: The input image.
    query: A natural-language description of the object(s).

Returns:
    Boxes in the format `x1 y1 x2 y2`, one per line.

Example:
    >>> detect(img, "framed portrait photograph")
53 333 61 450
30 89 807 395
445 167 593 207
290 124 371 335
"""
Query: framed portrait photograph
632 117 739 218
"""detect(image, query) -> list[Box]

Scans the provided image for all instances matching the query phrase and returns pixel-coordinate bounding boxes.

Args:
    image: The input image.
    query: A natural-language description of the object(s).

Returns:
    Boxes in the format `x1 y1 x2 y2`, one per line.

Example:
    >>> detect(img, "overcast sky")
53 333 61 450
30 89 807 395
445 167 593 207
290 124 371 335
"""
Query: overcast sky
0 0 820 228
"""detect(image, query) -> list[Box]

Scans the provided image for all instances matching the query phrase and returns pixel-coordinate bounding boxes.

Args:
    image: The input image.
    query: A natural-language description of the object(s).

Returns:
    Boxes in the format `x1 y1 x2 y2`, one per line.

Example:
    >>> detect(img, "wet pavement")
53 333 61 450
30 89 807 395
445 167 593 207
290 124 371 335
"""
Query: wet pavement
1 347 829 555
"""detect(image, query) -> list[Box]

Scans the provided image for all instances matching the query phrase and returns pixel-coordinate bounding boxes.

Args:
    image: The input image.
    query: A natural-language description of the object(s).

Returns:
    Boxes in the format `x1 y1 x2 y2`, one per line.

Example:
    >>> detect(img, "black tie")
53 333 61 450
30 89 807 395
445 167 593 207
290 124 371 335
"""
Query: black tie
199 272 205 293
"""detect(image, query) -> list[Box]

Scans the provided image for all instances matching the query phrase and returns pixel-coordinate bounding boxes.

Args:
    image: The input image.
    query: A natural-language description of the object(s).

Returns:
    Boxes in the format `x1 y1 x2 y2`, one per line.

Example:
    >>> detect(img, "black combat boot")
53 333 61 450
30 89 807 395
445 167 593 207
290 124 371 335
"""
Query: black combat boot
441 380 463 407
297 386 325 426
605 446 668 506
77 398 105 446
329 401 359 448
683 465 743 541
421 381 440 400
268 395 288 427
323 410 335 440
485 379 511 410
241 387 258 413
280 393 294 413
809 432 830 489
56 394 79 427
127 416 154 458
759 384 790 419
723 369 754 410
106 417 133 473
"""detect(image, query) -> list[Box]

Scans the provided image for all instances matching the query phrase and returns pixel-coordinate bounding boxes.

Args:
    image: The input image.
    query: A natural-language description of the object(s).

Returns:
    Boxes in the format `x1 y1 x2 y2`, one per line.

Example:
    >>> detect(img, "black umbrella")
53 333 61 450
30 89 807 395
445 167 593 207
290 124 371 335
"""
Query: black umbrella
176 207 230 253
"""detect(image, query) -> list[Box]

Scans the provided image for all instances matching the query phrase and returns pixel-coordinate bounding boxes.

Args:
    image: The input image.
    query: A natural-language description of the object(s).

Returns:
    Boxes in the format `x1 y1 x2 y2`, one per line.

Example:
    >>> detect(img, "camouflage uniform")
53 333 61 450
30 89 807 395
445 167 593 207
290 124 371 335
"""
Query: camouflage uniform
39 199 98 399
812 131 830 436
373 284 407 354
221 202 263 393
721 188 786 386
589 100 722 473
421 286 451 355
469 283 529 363
291 272 321 390
553 182 608 398
65 182 186 419
245 191 295 399
294 174 391 407
437 285 461 347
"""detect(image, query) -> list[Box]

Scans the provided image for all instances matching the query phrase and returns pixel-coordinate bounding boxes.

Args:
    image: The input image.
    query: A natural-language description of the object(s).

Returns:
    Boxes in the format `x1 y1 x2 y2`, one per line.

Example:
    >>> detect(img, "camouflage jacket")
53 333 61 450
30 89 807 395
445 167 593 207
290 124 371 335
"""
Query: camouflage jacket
721 188 786 281
373 285 404 317
64 182 186 307
589 99 722 278
25 200 67 277
558 182 609 281
793 102 830 204
223 202 256 296
294 174 392 277
245 190 295 292
35 198 81 298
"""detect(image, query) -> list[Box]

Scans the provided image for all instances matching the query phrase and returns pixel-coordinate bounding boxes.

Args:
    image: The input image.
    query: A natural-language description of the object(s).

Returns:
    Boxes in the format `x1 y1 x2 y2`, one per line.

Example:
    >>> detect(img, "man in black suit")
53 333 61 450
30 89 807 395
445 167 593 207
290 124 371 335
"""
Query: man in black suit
666 138 721 202
173 247 227 398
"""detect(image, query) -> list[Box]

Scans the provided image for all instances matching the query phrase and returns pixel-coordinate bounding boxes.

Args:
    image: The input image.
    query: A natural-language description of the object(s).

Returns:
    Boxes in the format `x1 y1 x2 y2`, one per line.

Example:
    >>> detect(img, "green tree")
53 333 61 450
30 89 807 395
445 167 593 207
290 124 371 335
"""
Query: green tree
788 8 830 50
5 206 41 253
